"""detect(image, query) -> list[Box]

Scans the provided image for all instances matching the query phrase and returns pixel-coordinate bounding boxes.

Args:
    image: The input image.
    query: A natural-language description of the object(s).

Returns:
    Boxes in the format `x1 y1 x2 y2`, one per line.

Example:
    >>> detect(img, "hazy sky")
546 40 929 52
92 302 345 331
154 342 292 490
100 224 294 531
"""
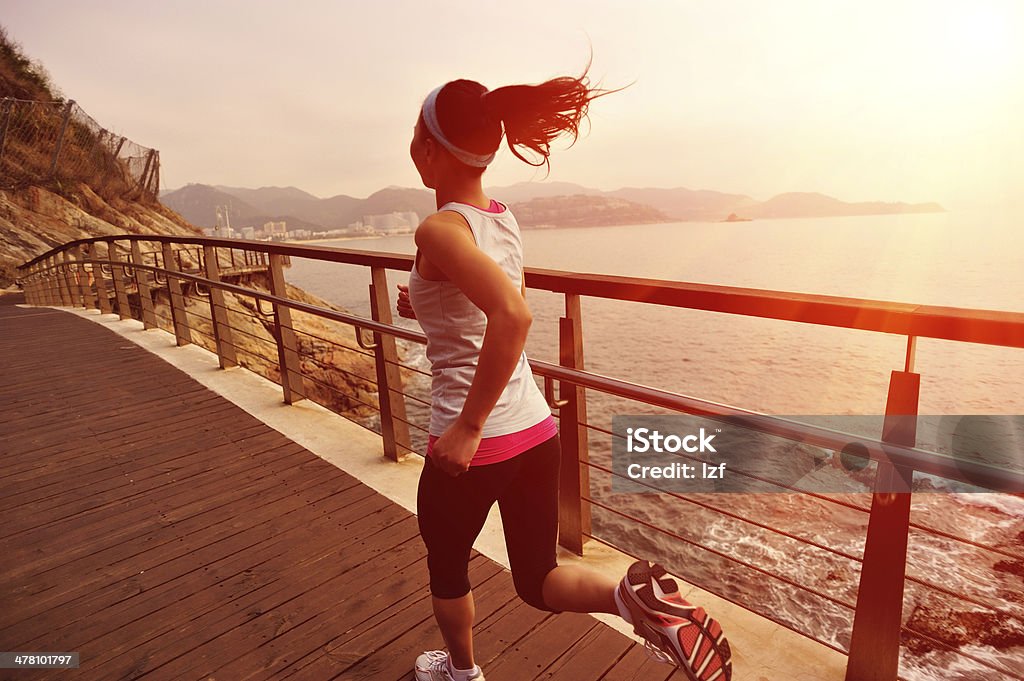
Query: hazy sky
5 0 1021 208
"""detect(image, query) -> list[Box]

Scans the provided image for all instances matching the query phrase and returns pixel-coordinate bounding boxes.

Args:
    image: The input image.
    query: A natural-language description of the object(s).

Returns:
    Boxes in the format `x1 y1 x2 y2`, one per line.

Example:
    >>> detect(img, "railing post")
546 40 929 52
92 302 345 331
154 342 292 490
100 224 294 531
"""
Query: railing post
160 242 192 346
25 264 40 305
76 244 97 310
49 99 75 177
203 244 238 369
32 260 45 305
131 241 158 329
845 343 919 681
81 242 97 309
93 241 113 314
62 249 82 307
41 260 56 306
108 241 132 320
267 252 305 404
29 262 44 306
368 266 411 461
558 292 592 555
132 240 157 327
54 253 71 306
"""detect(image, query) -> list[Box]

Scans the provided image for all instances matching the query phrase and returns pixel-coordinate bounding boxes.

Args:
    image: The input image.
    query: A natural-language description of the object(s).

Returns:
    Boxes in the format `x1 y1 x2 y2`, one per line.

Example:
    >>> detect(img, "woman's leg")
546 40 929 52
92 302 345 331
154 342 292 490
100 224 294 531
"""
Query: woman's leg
494 435 620 617
431 592 476 670
416 454 504 670
497 434 627 616
540 564 620 615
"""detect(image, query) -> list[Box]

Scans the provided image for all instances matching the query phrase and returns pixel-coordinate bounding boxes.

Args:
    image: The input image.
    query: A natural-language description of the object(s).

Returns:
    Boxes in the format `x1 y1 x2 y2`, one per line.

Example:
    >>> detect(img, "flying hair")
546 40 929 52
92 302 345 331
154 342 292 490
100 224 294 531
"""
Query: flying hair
423 54 630 177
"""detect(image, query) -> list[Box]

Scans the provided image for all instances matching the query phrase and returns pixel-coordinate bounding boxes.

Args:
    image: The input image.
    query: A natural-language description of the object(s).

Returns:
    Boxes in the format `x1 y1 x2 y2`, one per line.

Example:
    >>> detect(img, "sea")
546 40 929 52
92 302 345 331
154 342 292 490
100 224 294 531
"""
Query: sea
286 210 1024 680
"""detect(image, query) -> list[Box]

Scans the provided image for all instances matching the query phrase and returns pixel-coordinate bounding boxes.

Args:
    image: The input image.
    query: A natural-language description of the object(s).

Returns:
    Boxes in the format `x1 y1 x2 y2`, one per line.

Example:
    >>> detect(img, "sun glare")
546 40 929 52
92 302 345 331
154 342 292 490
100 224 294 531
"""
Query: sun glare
923 2 1019 83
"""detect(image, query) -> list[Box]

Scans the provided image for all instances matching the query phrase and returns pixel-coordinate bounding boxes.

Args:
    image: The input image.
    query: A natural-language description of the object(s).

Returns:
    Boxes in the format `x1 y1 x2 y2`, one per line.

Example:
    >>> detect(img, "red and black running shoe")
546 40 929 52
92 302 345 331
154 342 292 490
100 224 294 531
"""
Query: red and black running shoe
616 560 733 681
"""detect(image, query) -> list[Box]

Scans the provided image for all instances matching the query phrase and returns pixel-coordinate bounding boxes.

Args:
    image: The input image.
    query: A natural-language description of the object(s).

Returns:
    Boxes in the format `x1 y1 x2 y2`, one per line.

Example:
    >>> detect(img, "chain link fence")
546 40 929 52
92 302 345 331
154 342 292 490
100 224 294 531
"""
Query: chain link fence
0 97 159 200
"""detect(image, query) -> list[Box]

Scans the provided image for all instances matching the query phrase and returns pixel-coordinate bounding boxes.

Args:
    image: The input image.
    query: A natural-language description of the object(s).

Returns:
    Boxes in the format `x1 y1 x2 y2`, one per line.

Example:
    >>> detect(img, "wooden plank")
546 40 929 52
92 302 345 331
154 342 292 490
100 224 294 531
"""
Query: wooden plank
484 611 600 679
540 625 635 680
598 643 682 681
7 489 397 650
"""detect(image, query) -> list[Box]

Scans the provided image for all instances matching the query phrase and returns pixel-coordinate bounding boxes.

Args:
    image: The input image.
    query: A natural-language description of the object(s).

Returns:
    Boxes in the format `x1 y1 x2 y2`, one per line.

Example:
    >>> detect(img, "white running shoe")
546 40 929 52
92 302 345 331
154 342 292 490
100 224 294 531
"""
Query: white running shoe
616 560 733 681
414 650 485 681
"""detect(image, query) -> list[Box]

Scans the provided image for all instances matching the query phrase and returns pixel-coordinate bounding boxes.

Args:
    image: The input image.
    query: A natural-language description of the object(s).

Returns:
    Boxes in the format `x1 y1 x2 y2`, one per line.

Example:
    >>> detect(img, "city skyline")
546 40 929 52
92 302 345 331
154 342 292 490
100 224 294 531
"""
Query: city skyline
5 0 1021 211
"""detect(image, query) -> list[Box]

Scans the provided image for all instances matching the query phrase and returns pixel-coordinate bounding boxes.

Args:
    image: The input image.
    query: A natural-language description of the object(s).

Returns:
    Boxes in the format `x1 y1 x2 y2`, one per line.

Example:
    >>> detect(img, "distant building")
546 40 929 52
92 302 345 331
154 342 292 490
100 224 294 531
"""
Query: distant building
241 226 256 240
263 221 287 238
361 211 418 234
400 211 419 228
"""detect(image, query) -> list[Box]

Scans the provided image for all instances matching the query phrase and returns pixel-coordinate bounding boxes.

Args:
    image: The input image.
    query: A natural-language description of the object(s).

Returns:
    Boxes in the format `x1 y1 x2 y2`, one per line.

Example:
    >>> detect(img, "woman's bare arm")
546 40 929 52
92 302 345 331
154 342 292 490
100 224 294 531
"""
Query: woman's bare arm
415 211 531 447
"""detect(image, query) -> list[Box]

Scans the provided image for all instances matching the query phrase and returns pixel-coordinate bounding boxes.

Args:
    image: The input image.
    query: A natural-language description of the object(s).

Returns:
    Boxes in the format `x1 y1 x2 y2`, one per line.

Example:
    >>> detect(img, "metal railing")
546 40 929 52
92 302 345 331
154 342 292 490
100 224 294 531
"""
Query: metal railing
17 235 1024 681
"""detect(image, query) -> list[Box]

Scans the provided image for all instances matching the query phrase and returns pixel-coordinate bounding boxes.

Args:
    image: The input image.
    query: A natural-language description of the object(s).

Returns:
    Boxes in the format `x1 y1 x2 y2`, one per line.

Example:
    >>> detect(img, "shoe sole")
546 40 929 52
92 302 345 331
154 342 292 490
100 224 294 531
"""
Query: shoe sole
620 560 733 681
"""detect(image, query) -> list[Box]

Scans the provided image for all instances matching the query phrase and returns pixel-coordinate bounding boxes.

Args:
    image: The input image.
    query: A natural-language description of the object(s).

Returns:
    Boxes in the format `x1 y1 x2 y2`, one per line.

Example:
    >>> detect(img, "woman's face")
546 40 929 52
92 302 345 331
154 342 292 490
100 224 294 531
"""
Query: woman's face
410 116 436 190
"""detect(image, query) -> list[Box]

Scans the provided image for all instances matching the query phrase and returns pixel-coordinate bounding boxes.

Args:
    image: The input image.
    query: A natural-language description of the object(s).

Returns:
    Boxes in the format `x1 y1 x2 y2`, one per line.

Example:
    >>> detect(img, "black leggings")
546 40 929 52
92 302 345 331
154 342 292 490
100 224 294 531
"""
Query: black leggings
416 433 562 612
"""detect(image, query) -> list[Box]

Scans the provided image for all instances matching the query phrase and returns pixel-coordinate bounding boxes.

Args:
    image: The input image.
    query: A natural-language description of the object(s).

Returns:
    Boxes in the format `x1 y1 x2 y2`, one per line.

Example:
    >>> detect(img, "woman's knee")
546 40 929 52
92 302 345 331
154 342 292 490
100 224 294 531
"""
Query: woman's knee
428 562 472 600
513 566 560 612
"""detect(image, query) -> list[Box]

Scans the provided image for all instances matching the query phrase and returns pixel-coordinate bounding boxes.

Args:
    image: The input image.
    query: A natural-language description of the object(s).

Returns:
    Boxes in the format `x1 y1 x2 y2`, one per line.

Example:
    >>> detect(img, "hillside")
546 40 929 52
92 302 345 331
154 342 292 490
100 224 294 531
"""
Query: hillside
509 194 670 228
161 183 429 230
0 26 201 288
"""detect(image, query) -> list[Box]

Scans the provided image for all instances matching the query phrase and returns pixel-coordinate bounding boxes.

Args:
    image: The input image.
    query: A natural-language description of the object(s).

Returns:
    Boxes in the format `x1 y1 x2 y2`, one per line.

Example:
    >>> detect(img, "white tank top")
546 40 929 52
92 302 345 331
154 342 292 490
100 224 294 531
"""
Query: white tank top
407 200 552 438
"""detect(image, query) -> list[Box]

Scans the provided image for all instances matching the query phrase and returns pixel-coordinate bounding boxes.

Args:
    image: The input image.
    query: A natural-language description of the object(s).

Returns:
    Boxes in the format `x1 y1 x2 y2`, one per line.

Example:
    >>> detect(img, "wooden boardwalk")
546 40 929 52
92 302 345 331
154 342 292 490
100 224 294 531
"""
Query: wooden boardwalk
0 293 688 681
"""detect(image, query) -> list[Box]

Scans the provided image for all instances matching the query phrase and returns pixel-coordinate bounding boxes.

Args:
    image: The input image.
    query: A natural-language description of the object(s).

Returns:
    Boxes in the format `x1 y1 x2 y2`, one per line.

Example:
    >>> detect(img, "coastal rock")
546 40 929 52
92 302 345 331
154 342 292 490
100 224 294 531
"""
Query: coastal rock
905 601 1024 654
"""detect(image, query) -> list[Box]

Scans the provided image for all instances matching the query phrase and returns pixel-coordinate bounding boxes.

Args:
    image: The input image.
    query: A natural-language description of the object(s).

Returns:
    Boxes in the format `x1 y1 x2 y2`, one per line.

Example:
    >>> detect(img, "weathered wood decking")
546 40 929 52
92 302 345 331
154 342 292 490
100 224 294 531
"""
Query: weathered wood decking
0 293 687 681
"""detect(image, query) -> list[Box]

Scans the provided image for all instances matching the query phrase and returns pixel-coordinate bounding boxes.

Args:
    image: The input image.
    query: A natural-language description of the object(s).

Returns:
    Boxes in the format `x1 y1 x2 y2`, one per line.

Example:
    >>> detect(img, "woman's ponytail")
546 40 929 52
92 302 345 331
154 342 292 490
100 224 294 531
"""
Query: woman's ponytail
482 62 625 172
425 59 627 175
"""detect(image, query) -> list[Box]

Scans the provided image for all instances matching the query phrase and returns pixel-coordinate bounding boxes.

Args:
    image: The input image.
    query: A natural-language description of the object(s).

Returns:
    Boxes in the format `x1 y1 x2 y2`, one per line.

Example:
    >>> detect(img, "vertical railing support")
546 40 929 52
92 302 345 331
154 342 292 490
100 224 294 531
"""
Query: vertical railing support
160 242 192 346
25 264 40 305
30 262 45 306
76 244 97 310
26 264 37 306
131 241 158 329
62 249 82 307
108 241 131 320
41 260 56 306
55 252 72 306
203 245 237 369
845 352 920 681
268 252 305 404
49 99 75 177
368 266 411 461
93 241 112 314
558 292 592 555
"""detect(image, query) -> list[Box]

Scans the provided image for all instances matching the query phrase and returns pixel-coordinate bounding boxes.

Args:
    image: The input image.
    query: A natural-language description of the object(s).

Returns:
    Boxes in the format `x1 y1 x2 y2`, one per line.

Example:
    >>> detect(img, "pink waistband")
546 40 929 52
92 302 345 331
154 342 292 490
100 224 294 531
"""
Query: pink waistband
427 414 558 467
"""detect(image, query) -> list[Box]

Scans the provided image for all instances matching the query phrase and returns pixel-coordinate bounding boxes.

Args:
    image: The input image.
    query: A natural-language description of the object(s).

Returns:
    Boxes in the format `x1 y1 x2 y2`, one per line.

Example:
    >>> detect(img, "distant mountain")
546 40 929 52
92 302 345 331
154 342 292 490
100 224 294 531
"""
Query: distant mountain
608 187 758 221
161 184 264 227
509 194 669 228
161 184 340 230
356 187 435 224
212 185 319 212
160 181 945 231
742 192 944 219
488 181 602 203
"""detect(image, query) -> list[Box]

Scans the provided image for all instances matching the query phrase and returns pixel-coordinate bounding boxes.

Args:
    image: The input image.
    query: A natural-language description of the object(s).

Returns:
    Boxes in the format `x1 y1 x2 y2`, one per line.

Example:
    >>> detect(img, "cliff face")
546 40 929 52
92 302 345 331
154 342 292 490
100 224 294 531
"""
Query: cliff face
0 182 200 289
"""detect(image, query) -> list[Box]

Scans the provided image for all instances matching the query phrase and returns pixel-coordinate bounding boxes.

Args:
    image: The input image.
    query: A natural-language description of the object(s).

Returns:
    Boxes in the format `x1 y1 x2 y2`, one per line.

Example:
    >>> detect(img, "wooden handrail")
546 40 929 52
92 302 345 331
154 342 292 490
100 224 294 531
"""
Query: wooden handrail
18 235 1024 348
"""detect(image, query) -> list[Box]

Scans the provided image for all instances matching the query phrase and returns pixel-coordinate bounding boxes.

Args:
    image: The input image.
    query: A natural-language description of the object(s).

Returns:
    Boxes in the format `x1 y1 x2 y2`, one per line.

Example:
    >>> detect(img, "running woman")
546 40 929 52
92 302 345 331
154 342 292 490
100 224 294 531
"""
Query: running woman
396 64 733 681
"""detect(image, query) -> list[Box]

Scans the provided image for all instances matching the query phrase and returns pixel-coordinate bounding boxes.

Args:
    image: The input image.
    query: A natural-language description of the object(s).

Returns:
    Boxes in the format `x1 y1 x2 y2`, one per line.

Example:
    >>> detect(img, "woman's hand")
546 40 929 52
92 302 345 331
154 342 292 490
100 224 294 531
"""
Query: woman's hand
396 283 416 319
431 418 483 476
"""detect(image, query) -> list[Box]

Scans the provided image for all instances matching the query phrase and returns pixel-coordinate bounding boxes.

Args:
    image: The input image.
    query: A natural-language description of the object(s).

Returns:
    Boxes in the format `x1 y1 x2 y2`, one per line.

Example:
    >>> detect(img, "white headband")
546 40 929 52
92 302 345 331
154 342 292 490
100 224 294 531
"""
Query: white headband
421 85 496 168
